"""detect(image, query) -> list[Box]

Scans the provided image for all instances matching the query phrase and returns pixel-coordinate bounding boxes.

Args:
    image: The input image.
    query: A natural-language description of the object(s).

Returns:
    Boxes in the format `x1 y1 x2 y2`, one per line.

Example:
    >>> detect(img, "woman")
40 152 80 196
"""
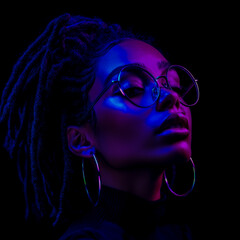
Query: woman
0 13 199 239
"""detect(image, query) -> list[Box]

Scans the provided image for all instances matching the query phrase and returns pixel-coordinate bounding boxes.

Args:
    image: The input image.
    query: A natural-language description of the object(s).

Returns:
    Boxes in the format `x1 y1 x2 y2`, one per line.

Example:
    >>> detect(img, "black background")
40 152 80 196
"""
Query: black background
1 1 232 239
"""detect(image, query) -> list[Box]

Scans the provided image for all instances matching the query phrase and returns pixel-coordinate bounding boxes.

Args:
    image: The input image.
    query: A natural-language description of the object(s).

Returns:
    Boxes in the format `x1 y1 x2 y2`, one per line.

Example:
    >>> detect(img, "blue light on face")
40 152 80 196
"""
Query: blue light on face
104 96 130 113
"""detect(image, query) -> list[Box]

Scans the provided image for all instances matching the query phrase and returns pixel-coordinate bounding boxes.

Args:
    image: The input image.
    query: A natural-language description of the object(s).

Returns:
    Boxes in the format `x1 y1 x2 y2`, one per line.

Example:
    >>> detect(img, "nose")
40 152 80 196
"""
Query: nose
155 88 180 111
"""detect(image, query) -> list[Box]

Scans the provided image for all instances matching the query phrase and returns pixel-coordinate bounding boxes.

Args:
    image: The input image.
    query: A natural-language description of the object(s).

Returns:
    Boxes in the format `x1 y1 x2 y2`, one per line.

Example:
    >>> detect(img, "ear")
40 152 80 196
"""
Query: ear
67 124 95 159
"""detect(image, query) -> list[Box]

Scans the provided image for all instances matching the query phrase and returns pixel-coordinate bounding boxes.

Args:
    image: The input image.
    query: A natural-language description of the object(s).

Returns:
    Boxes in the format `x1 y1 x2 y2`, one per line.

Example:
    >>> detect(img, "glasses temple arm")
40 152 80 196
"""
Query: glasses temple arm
80 81 115 121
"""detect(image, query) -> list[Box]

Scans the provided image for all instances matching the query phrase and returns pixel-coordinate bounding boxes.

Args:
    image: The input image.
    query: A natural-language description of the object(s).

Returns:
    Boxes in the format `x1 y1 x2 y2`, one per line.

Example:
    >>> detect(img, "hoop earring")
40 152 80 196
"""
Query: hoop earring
82 153 101 207
164 157 196 197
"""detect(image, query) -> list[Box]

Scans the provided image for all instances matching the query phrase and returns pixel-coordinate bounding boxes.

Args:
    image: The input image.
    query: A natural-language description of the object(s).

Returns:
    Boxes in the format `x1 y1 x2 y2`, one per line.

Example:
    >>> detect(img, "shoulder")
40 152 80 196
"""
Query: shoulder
58 220 124 240
58 223 101 240
58 226 100 240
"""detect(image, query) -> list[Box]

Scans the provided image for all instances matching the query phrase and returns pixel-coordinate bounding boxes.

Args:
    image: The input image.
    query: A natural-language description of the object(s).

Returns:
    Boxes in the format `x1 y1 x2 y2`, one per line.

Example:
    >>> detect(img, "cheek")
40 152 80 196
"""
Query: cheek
93 98 149 166
95 97 145 137
185 107 192 133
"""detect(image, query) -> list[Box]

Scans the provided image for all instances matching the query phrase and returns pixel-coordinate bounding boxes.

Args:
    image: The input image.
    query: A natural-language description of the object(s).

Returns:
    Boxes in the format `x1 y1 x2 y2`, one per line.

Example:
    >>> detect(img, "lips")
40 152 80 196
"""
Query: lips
155 113 189 135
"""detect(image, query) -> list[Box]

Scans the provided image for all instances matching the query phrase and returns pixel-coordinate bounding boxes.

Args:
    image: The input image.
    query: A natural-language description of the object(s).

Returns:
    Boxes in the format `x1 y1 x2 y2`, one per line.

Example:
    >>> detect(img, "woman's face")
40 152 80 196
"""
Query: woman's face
89 39 192 169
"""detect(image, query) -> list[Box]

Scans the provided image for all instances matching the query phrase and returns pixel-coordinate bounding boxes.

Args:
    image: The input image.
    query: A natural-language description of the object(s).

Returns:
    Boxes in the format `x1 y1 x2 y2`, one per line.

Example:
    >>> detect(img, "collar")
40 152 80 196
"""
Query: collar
89 185 167 231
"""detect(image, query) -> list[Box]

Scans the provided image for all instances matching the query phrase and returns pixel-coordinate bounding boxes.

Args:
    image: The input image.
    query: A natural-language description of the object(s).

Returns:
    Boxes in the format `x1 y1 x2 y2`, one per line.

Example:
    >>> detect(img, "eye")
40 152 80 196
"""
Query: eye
171 86 185 96
120 78 145 98
123 86 145 98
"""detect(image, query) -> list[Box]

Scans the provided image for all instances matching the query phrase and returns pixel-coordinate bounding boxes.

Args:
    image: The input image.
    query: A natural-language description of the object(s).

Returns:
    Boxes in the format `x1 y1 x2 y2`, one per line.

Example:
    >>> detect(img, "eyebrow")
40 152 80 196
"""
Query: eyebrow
103 61 171 86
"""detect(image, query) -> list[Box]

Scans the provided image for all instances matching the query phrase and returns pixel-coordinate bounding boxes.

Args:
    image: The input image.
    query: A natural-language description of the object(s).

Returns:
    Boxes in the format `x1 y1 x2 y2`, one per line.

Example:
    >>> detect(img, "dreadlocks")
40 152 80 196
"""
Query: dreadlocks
0 13 138 226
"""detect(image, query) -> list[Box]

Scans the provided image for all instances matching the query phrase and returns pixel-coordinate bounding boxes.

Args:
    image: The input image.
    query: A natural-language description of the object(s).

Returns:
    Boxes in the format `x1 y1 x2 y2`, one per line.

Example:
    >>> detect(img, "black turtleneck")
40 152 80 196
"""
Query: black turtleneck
59 185 192 240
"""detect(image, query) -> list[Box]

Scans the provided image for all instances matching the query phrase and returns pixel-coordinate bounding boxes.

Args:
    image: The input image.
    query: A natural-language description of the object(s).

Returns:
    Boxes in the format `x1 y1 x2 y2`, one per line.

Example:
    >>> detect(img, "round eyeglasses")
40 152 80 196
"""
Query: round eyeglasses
86 64 199 117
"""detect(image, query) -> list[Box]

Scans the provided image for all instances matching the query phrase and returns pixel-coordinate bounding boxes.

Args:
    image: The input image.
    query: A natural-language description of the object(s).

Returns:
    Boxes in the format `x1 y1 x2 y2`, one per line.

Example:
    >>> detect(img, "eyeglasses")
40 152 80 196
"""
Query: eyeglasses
86 64 199 117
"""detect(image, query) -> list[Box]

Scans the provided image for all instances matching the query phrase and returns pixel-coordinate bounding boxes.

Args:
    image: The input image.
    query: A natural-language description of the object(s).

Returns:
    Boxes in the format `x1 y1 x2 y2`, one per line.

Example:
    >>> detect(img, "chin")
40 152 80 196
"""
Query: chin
145 141 192 167
100 139 192 169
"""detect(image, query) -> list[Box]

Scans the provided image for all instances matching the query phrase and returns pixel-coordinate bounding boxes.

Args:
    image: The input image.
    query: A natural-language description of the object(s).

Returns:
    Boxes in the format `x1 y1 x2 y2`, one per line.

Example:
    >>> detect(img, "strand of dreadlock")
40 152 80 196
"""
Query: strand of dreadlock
53 113 72 226
30 14 72 217
30 41 57 216
0 46 46 125
35 59 70 220
0 16 60 116
0 14 71 123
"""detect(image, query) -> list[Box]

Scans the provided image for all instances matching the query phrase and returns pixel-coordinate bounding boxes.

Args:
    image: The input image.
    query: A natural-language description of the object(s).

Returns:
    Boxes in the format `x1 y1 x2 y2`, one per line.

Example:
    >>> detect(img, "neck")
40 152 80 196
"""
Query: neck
100 164 164 201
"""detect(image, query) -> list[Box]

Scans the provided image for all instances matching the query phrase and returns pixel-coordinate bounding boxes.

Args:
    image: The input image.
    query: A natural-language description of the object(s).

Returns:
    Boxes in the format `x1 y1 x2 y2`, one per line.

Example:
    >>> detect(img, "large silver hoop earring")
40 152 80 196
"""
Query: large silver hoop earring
164 157 196 197
82 153 101 207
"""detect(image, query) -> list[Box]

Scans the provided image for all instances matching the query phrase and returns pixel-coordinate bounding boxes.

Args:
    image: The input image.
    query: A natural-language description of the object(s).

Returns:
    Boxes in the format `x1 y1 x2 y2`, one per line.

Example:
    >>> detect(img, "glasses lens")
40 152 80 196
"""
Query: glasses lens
167 66 199 106
119 66 159 107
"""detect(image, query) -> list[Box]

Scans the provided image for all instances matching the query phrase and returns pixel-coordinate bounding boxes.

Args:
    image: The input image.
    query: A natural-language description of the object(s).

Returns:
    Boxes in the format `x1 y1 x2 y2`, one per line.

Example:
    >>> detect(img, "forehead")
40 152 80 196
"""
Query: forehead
95 39 168 83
